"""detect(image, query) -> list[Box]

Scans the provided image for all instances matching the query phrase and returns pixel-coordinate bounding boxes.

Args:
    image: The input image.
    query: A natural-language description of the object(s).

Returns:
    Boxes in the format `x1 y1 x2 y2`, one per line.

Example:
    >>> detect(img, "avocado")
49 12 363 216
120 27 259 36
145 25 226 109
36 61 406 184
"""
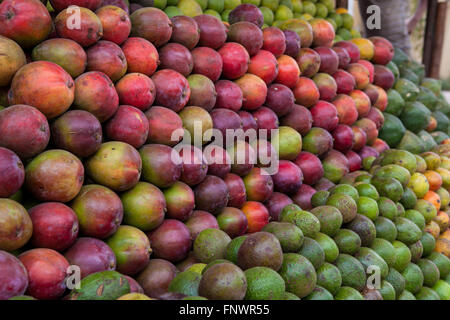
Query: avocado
415 287 441 300
379 280 396 300
278 253 317 298
334 286 364 300
417 258 440 287
355 247 389 279
194 229 231 264
333 229 361 255
386 268 406 297
432 280 450 300
370 238 396 267
244 266 286 300
355 182 380 201
225 236 247 264
304 286 334 300
356 196 379 221
377 197 398 220
279 204 321 238
396 202 406 217
316 262 342 295
326 193 358 223
310 206 343 237
329 184 359 202
420 232 436 257
334 254 366 291
374 217 398 242
311 190 330 207
402 263 424 294
370 176 404 202
282 292 301 300
400 188 418 210
414 199 437 223
237 232 283 271
397 290 416 300
392 240 412 272
427 252 450 279
198 262 247 300
346 214 377 247
298 237 326 270
395 217 422 245
262 222 304 253
169 271 202 296
408 240 424 263
312 232 339 264
202 259 230 274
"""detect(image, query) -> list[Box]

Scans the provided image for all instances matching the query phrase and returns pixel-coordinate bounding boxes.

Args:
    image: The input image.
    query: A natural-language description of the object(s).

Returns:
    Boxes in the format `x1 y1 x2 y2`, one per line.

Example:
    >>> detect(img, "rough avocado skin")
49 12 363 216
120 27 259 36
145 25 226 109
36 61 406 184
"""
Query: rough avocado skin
346 214 377 247
225 236 247 264
374 217 397 242
395 217 422 245
244 267 285 300
69 271 130 300
304 286 334 300
385 268 406 297
355 247 389 279
333 229 361 255
310 206 343 237
314 232 339 263
333 254 366 291
370 238 396 268
334 286 364 300
379 280 396 300
427 252 450 279
169 271 201 296
402 263 424 294
198 262 247 300
237 232 283 271
297 237 325 270
262 222 304 253
397 290 416 300
194 229 231 264
278 253 317 299
415 287 441 300
279 206 321 238
316 262 342 295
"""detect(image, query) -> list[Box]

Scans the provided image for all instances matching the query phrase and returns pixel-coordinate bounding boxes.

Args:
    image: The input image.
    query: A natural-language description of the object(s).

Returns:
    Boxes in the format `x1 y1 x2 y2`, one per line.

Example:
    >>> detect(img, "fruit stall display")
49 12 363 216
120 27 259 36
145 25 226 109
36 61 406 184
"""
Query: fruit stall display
0 0 449 301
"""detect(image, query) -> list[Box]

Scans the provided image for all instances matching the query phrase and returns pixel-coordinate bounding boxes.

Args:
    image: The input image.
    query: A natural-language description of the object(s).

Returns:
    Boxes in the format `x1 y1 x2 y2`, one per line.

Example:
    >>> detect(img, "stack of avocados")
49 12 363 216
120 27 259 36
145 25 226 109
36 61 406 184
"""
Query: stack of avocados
380 48 450 154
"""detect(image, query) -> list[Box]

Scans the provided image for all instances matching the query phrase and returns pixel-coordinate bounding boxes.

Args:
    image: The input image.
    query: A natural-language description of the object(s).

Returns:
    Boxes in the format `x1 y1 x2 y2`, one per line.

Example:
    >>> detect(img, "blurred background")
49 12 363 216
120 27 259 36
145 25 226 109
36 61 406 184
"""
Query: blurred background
343 0 450 95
